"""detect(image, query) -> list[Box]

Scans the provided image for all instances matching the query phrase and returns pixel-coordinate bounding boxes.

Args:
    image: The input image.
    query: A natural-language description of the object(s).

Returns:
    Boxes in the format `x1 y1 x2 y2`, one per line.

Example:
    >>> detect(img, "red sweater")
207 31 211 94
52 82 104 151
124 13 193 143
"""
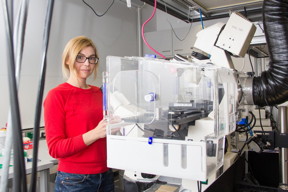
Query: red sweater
44 83 108 174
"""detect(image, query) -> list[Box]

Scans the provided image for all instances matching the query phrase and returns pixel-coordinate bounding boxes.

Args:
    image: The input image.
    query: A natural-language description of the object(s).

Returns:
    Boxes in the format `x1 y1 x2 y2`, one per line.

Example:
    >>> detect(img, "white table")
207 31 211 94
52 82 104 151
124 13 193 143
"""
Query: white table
0 139 57 192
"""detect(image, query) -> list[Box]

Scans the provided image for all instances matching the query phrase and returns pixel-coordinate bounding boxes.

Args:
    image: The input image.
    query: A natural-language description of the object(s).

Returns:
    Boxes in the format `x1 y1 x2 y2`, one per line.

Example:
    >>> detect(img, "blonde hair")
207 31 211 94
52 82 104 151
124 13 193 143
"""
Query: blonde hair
62 36 99 79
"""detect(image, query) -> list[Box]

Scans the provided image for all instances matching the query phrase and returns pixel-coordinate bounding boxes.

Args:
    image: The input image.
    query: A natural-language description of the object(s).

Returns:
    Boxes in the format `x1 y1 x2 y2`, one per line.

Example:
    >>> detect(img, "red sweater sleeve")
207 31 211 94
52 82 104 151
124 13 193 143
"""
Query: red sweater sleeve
44 83 107 174
44 88 87 158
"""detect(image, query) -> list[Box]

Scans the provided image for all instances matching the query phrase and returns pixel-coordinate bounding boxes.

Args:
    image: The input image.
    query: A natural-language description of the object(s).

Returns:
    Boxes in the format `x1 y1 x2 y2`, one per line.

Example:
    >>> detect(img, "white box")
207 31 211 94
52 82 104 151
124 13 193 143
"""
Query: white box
216 12 256 57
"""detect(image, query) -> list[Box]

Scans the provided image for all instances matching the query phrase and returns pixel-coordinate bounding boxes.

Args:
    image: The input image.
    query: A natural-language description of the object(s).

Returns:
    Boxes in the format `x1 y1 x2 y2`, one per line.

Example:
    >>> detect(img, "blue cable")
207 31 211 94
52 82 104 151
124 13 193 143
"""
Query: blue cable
199 8 204 29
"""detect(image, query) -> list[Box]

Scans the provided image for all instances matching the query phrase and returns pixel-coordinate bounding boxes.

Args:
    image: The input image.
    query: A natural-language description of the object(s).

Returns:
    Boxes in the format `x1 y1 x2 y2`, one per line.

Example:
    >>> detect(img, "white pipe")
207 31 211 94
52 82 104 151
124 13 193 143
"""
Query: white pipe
137 7 142 57
0 0 29 190
126 0 131 7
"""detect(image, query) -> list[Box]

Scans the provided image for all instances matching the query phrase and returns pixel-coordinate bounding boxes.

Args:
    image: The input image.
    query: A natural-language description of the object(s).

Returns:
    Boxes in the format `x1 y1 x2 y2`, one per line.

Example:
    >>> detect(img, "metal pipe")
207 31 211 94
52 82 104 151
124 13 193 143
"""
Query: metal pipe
137 7 143 56
278 106 288 189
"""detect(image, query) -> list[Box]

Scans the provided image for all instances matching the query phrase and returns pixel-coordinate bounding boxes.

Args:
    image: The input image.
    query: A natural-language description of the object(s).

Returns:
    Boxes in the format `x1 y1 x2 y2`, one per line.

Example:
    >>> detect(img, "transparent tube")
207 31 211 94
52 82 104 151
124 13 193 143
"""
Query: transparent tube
102 71 109 120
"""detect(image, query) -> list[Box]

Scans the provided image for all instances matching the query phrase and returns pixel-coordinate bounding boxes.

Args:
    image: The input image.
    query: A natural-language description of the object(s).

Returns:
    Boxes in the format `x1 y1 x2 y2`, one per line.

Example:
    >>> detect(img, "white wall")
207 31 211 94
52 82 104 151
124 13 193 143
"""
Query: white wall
141 5 229 32
0 0 139 129
141 4 268 72
141 5 229 58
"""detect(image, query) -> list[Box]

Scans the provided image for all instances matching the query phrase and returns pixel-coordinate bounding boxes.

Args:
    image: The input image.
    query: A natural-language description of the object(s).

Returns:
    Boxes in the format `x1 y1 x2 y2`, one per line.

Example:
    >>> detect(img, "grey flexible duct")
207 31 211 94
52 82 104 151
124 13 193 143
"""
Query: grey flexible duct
0 0 30 191
252 0 288 106
1 0 27 191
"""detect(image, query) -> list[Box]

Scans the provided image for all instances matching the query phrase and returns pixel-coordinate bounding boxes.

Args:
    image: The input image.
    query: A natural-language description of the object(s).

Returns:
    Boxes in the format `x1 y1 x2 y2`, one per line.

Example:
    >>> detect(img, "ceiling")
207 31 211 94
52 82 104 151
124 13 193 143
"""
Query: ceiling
140 0 264 22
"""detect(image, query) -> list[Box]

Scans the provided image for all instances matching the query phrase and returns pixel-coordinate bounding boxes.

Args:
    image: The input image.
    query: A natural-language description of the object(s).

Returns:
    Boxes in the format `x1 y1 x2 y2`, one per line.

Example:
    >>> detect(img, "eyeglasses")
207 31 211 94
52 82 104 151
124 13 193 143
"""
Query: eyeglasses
76 54 99 64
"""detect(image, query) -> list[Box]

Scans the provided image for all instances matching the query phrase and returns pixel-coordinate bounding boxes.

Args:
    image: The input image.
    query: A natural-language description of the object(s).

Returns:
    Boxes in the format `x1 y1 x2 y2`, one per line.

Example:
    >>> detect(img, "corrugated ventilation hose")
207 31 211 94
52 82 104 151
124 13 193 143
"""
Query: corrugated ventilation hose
253 0 288 106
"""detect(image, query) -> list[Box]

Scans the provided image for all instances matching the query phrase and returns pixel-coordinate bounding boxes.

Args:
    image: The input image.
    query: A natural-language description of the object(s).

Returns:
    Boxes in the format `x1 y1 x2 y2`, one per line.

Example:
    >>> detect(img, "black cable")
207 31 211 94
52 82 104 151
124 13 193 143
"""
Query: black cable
258 108 265 132
168 20 193 41
234 136 255 163
0 0 29 190
124 124 136 136
236 112 256 133
257 22 264 33
236 116 252 130
125 123 144 136
236 118 256 133
245 131 249 141
29 0 55 191
243 7 248 18
269 106 277 130
164 2 194 41
82 0 114 17
1 0 27 191
237 112 256 128
135 123 145 132
244 158 260 186
248 49 255 74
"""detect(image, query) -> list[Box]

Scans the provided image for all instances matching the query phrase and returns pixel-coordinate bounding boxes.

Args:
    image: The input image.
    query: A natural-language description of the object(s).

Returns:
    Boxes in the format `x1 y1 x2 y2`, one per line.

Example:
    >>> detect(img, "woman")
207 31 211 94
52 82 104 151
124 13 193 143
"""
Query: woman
44 36 114 192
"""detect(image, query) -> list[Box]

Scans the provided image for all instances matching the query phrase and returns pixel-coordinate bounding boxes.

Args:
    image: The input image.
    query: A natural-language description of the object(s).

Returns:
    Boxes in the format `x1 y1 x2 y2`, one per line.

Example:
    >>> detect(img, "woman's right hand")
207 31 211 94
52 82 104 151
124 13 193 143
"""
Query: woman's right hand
82 119 108 146
94 119 108 139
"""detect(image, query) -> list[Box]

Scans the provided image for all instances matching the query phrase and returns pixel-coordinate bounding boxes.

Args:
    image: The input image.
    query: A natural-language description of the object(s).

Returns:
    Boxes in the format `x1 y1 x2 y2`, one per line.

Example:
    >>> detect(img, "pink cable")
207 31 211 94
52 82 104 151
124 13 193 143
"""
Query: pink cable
141 0 167 59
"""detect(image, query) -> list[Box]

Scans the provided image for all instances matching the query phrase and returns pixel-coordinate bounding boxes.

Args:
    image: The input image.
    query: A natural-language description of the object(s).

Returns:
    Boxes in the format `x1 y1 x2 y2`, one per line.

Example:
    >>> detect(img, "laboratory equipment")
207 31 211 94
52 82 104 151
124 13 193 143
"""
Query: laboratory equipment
104 5 288 190
104 11 256 191
105 56 239 184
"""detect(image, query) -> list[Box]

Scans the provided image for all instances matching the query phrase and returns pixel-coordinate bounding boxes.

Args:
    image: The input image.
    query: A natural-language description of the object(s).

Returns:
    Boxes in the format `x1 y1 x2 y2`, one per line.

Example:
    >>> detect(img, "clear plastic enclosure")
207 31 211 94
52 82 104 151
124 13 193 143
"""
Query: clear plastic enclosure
105 56 238 181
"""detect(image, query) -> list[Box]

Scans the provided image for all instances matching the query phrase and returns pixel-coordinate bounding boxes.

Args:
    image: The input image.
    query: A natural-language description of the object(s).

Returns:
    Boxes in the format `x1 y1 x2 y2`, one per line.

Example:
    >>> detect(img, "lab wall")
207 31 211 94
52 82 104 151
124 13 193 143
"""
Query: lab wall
141 5 229 58
0 0 139 129
141 5 229 32
141 5 268 73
